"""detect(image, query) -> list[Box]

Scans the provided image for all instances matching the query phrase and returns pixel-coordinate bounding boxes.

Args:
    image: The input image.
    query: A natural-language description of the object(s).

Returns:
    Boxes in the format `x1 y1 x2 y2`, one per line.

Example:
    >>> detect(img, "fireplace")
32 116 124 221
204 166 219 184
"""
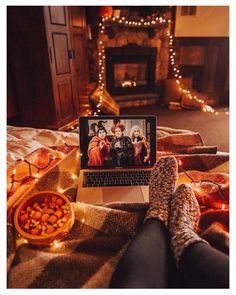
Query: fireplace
105 44 157 96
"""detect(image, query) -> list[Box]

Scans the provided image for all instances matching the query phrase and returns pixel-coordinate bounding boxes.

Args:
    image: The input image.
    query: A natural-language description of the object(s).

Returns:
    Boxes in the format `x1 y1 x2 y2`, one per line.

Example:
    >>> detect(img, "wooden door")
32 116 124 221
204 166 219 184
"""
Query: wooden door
44 6 78 128
68 6 90 116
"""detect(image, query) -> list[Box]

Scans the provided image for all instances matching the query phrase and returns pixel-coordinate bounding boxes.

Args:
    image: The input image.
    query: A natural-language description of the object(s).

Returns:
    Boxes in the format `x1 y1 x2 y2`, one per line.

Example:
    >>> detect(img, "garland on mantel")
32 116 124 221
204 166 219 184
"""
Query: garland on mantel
93 15 229 117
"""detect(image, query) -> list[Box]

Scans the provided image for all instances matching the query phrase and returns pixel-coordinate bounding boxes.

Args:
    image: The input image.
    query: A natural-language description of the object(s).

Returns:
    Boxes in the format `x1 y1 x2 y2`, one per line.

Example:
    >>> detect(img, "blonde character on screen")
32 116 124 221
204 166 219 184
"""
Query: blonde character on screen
130 125 150 165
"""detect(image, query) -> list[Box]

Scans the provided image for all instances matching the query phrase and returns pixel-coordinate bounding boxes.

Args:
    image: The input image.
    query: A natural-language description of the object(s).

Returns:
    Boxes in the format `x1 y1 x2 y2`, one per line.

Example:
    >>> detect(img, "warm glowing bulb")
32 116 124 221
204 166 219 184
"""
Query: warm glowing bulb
71 174 77 180
222 204 225 210
58 188 64 194
195 186 201 193
51 240 62 249
178 159 182 166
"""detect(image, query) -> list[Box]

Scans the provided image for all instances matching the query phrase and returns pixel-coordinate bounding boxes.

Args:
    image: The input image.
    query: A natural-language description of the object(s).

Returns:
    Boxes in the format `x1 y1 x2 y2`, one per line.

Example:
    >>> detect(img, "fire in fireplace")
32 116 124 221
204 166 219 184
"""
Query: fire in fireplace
114 63 147 88
105 44 157 96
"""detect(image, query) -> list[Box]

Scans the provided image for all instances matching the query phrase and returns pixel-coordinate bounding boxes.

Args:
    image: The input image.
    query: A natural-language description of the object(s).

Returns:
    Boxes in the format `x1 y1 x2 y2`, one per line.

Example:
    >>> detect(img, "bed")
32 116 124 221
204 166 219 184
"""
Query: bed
7 124 229 288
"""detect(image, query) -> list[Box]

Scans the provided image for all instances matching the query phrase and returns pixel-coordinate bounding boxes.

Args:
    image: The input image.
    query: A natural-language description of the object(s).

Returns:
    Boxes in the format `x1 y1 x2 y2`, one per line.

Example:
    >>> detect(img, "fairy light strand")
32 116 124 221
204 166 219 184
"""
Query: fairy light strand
7 154 61 198
178 159 226 210
7 141 79 199
167 22 228 116
95 14 229 117
7 138 75 198
95 15 170 116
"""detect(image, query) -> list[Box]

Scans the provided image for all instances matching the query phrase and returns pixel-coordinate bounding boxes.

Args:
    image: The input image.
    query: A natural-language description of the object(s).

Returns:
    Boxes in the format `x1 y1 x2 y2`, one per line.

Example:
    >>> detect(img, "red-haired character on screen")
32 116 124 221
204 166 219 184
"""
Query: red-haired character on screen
110 121 134 166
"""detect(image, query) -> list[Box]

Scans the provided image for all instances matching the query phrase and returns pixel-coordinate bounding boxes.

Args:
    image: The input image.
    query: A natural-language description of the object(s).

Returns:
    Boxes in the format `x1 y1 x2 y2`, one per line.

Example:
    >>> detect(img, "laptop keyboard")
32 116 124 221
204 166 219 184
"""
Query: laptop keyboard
83 170 151 187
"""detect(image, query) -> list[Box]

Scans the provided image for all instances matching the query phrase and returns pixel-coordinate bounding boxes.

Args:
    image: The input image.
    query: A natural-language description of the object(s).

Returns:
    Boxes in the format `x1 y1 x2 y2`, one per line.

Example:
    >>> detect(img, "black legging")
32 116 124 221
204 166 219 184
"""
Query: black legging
110 218 175 288
179 242 229 288
110 219 229 288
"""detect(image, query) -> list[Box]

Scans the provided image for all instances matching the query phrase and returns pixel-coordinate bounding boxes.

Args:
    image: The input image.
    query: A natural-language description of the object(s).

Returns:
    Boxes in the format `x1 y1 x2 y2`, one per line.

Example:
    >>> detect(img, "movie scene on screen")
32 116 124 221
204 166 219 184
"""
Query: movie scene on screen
85 119 151 168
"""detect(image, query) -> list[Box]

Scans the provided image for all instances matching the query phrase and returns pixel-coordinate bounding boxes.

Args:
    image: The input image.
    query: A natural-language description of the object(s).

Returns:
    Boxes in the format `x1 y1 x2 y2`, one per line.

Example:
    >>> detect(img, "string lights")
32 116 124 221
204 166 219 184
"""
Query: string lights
7 153 60 199
95 13 229 116
178 159 226 210
95 15 170 116
166 28 229 115
7 138 79 199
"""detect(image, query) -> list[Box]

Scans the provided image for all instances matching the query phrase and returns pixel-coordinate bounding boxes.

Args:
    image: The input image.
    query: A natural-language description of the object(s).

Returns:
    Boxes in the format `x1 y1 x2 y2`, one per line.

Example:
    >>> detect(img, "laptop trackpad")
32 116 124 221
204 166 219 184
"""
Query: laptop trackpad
102 186 144 203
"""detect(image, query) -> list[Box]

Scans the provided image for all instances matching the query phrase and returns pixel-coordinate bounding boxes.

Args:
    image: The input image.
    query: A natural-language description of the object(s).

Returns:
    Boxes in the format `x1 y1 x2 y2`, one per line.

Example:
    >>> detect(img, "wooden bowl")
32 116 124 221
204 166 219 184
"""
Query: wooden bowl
14 191 75 246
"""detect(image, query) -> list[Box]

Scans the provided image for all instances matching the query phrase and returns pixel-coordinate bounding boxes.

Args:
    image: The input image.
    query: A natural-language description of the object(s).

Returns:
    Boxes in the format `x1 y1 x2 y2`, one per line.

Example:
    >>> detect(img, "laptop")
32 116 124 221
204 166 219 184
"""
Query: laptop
76 115 157 204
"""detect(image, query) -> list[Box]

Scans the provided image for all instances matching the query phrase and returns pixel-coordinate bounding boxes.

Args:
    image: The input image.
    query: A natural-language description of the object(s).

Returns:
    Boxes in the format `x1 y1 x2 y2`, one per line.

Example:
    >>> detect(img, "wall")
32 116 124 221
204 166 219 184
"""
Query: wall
175 6 229 37
174 6 229 105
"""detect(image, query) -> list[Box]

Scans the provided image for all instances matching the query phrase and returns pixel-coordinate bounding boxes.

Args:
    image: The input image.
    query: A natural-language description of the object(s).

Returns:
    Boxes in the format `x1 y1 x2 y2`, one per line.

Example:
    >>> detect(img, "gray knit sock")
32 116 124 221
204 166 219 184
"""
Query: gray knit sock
169 184 209 267
144 156 178 227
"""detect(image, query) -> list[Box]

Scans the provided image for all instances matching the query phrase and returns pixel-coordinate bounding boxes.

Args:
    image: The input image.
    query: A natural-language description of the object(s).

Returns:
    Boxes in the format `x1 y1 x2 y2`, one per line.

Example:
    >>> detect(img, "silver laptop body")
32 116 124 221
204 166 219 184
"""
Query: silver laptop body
76 115 157 204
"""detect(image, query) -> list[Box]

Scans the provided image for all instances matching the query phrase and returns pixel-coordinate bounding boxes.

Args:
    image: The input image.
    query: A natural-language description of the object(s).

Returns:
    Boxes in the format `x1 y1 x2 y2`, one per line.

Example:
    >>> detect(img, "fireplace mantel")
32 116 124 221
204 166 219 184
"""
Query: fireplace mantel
103 18 168 39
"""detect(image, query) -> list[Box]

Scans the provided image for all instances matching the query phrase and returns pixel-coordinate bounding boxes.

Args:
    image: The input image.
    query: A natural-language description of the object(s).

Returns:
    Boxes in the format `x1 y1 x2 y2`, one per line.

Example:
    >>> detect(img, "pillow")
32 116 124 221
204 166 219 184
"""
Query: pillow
181 91 208 110
163 77 193 104
90 86 120 115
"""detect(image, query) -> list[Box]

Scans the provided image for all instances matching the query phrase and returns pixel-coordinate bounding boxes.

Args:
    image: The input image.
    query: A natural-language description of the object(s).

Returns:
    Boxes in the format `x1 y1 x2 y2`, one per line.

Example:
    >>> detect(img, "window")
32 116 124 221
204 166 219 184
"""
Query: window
181 6 197 16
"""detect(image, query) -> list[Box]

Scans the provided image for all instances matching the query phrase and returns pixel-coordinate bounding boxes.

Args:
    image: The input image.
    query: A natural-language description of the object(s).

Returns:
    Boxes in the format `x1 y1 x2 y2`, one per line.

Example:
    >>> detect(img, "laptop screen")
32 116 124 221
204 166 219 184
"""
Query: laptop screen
79 115 157 169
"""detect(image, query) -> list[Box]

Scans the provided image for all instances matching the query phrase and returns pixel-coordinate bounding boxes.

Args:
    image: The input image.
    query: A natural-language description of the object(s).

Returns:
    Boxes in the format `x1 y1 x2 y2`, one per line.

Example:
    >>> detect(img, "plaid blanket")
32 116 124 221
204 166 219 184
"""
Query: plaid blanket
7 153 229 288
7 127 229 288
7 203 146 288
157 126 218 156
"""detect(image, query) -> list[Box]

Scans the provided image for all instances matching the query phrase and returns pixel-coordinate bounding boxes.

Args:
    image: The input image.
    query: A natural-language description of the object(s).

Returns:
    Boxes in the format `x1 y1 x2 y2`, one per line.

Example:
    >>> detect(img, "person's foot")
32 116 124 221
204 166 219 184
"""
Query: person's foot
169 184 208 266
144 156 178 227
